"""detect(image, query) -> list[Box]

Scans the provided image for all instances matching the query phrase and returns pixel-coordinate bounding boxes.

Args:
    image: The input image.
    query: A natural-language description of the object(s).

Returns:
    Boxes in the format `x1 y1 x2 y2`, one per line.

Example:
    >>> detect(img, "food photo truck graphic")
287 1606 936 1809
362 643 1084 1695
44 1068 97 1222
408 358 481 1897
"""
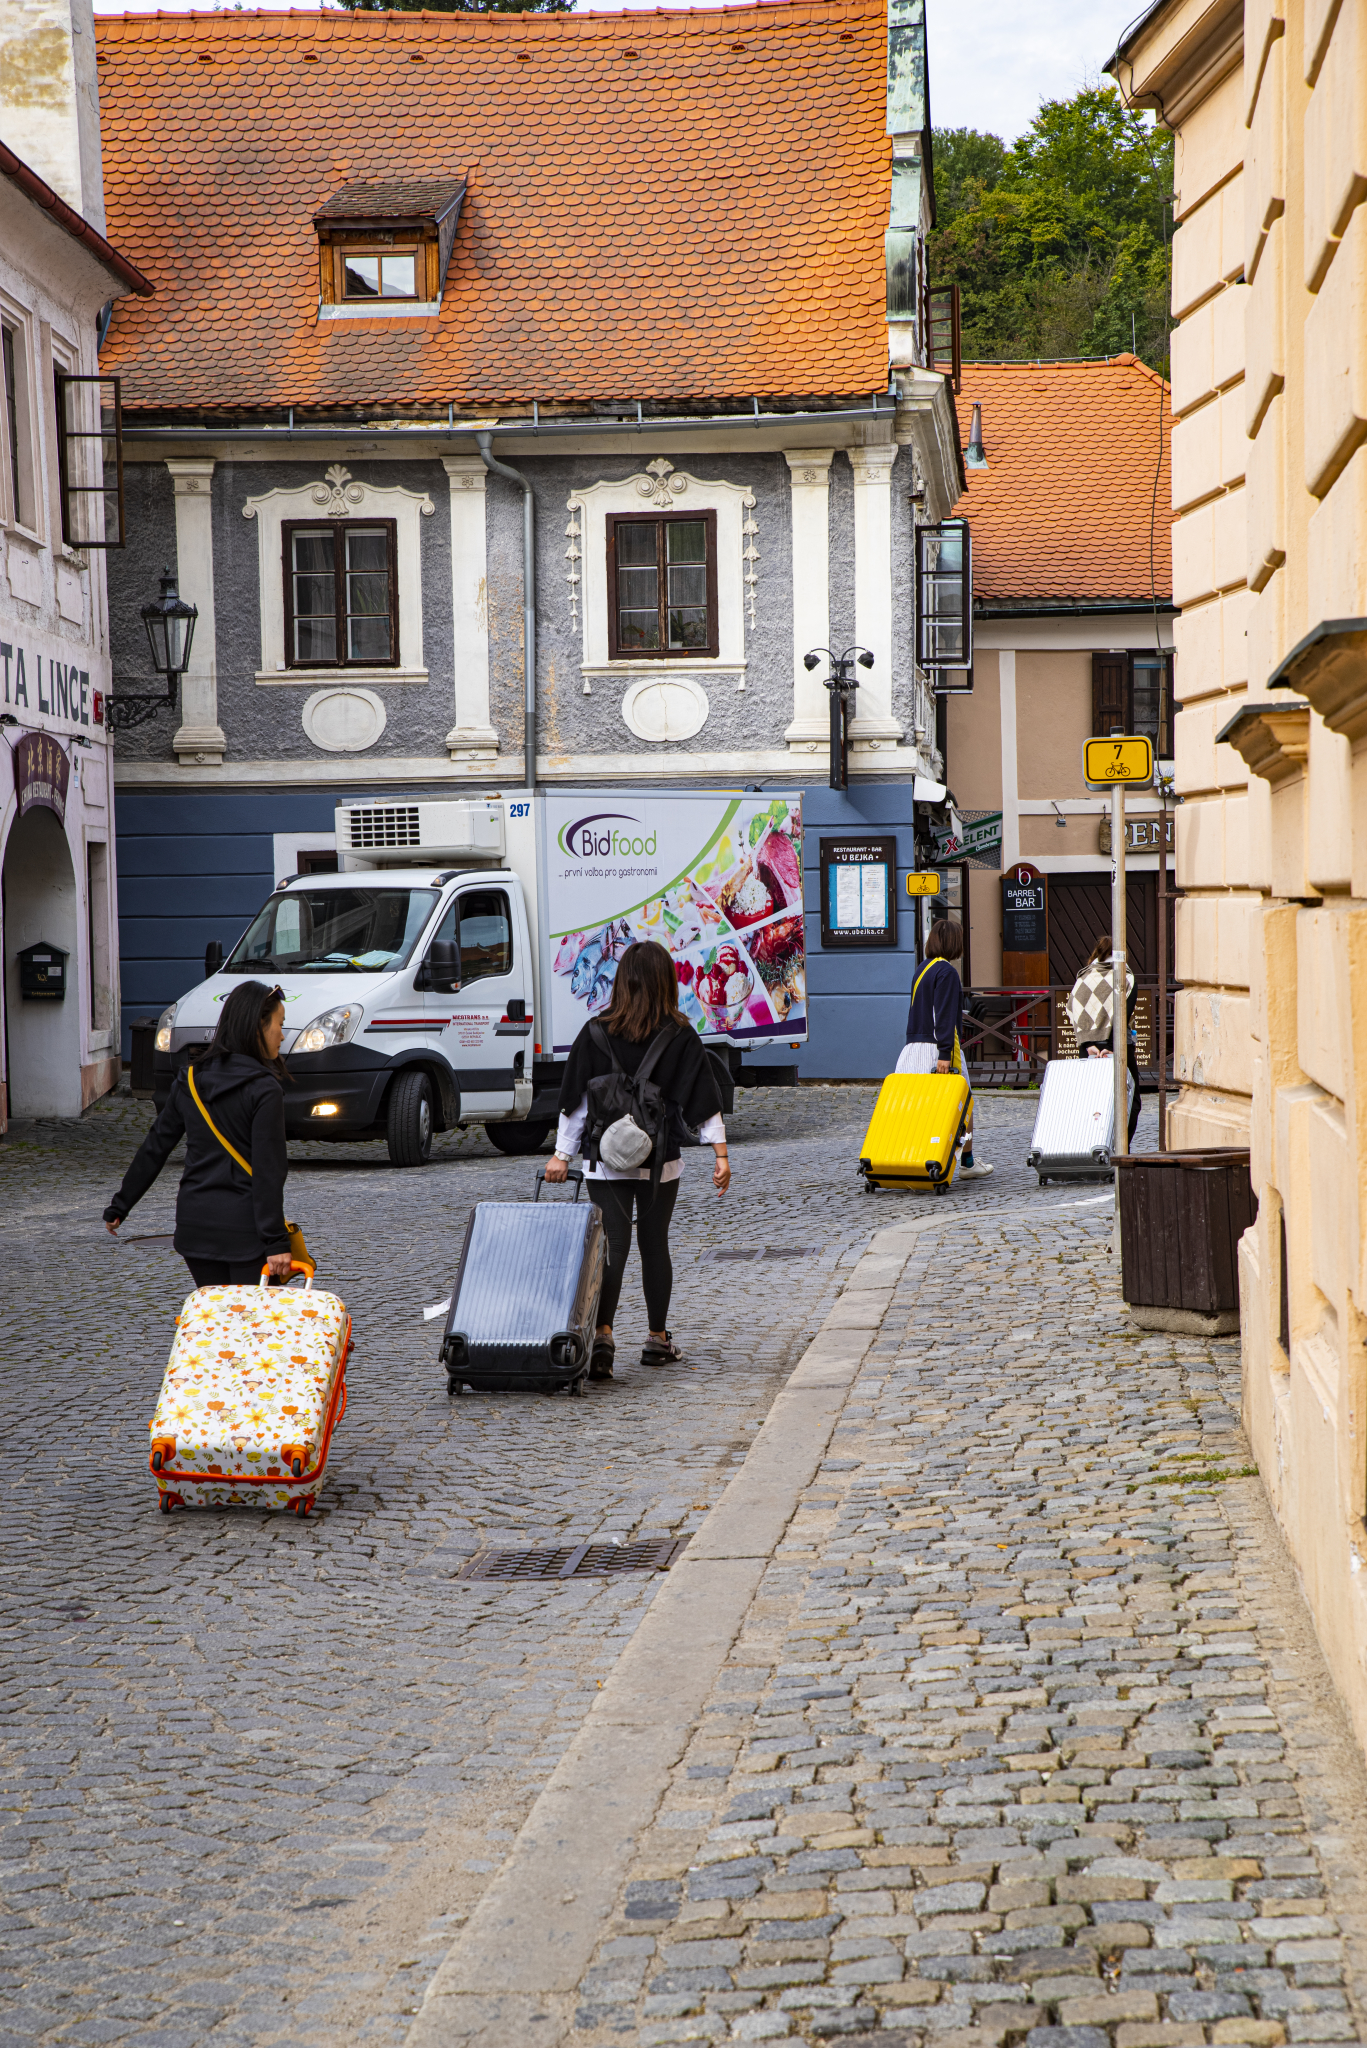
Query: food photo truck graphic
544 793 808 1054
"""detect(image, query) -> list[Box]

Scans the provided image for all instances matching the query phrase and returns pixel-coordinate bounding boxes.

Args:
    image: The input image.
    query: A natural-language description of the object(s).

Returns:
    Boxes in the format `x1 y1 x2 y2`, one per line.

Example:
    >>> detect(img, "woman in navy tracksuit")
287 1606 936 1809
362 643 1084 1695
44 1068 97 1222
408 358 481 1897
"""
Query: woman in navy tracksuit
904 918 992 1180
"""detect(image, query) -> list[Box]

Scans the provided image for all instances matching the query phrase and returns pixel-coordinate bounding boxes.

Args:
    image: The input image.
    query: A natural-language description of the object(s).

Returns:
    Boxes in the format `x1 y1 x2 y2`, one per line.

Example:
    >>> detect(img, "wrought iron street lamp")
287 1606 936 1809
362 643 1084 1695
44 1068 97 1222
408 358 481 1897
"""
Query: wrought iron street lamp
141 567 198 684
107 570 200 732
804 645 874 791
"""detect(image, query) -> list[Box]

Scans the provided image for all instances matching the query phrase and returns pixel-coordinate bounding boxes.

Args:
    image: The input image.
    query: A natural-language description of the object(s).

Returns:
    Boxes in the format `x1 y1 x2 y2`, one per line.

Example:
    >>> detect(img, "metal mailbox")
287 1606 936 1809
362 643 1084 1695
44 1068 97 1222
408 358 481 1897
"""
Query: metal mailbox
17 941 68 1001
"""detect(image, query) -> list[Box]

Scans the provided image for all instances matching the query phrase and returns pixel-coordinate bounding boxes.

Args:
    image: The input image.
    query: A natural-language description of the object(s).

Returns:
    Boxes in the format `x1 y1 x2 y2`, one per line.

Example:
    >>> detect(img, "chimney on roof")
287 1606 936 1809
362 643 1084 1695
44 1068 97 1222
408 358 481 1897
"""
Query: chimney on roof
0 0 107 232
965 401 987 468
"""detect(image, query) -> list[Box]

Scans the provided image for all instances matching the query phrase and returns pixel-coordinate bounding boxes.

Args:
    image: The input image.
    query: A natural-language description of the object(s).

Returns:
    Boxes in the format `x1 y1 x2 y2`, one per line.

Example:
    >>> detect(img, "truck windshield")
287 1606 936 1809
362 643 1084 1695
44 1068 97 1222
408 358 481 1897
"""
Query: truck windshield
226 888 440 973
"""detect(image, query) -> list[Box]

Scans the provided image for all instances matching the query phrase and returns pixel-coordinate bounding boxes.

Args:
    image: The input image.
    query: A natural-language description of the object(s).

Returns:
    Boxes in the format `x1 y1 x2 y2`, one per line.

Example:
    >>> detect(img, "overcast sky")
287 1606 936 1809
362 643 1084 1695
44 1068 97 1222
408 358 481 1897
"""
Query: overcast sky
90 0 1147 141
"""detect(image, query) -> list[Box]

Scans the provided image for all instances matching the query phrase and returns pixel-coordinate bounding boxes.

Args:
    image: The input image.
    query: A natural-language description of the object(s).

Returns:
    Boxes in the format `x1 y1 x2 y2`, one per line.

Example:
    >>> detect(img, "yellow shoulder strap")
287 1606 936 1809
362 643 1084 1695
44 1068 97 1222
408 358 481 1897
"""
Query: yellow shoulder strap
186 1065 253 1177
910 960 936 1006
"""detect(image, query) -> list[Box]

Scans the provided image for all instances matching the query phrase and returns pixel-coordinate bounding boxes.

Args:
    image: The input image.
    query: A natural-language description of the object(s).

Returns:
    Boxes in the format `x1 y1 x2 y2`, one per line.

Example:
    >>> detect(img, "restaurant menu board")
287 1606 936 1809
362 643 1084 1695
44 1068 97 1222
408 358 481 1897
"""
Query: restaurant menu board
818 835 898 950
1002 878 1046 952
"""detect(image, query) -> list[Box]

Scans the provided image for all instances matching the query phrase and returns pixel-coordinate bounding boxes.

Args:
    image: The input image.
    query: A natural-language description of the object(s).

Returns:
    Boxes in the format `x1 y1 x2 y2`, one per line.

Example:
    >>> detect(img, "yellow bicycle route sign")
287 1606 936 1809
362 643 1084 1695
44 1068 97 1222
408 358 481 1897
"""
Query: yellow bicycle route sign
905 872 943 897
1083 736 1153 785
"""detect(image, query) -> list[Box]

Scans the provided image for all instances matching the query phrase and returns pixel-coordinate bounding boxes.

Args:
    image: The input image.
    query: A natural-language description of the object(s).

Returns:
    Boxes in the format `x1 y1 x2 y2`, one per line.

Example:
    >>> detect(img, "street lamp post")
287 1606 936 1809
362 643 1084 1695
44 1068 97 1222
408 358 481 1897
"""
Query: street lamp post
805 646 874 792
107 569 199 732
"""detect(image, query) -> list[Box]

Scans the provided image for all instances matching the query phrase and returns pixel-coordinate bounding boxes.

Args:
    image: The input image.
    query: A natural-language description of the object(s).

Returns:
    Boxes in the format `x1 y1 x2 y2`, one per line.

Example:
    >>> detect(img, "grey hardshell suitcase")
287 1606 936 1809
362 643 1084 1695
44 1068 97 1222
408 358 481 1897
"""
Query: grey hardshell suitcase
441 1170 606 1397
1029 1056 1136 1183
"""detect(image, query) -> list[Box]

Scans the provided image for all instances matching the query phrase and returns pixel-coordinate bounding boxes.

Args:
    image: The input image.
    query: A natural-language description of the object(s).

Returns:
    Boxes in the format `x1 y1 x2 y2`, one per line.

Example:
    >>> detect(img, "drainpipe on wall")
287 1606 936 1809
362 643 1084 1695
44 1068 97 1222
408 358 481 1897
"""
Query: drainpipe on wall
475 431 536 789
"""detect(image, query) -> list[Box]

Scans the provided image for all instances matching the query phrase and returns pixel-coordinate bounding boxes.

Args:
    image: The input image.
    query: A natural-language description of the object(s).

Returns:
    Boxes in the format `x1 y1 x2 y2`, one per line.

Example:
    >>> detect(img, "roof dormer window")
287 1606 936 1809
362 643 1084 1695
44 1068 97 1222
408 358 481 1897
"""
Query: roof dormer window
314 176 465 321
342 249 418 302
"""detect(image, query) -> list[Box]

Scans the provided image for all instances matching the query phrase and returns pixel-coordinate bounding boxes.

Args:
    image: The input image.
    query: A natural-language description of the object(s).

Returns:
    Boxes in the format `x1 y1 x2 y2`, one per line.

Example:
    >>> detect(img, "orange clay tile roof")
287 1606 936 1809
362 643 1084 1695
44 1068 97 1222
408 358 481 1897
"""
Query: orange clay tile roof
94 2 891 414
952 358 1173 608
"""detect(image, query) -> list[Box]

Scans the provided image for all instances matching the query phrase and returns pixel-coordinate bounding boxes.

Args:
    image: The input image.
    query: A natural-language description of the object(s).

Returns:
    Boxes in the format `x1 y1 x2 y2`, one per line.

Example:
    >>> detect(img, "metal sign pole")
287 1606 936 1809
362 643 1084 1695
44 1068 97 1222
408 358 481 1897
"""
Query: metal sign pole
1157 787 1168 1151
1112 781 1128 1159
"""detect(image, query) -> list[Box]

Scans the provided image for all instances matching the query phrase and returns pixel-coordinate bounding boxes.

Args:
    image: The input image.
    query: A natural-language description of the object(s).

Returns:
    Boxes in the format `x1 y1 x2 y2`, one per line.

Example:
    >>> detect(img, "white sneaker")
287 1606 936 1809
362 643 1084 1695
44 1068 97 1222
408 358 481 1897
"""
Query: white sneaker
959 1161 994 1179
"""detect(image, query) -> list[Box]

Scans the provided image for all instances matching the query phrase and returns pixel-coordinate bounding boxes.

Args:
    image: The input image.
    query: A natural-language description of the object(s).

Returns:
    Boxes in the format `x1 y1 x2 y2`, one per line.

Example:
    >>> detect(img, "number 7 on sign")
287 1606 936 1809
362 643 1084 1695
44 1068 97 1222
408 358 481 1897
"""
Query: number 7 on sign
1082 735 1153 786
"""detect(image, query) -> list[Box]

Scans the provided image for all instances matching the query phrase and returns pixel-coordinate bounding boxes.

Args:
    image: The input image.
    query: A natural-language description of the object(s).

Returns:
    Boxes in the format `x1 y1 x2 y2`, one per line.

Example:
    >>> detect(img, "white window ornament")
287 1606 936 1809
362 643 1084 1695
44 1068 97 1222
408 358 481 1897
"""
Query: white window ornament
243 467 435 684
621 674 710 744
567 460 757 686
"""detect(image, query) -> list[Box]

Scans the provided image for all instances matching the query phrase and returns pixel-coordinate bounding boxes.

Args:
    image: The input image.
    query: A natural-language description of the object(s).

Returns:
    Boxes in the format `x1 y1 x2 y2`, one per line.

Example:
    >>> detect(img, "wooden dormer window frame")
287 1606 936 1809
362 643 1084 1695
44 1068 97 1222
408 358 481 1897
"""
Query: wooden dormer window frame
314 177 467 310
320 234 438 307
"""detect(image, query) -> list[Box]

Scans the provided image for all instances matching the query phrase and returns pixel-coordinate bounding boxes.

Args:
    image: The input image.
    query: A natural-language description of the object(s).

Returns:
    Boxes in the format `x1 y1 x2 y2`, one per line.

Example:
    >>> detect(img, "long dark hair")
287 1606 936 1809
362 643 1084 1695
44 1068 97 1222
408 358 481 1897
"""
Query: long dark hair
598 941 684 1043
205 979 286 1074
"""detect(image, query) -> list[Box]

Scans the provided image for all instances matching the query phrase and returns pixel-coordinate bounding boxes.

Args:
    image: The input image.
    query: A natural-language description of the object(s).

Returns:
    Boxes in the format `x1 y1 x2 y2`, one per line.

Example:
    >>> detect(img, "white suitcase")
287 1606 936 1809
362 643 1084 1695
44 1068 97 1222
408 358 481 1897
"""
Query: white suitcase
1028 1057 1135 1183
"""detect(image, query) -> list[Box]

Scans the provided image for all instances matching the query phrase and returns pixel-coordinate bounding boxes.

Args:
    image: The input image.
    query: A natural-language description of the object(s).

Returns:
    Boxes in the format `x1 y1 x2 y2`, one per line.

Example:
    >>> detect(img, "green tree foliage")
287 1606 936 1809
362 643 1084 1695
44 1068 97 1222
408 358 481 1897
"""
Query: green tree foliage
928 87 1174 372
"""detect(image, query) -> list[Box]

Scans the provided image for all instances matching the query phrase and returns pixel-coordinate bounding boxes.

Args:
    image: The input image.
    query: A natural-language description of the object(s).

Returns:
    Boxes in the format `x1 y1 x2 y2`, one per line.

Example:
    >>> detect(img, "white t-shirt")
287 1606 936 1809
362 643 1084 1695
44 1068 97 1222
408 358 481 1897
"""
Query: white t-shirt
556 1092 726 1183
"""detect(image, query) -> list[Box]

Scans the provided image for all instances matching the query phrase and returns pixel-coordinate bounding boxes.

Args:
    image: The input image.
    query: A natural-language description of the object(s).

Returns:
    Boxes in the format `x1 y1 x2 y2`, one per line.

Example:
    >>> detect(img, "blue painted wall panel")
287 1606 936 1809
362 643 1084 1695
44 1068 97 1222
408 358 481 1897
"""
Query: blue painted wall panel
113 781 932 1073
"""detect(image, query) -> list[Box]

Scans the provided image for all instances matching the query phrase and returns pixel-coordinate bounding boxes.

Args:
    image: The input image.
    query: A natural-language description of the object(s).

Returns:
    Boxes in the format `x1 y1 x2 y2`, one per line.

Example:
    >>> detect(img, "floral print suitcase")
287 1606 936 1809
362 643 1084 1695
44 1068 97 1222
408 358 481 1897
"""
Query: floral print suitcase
149 1270 351 1516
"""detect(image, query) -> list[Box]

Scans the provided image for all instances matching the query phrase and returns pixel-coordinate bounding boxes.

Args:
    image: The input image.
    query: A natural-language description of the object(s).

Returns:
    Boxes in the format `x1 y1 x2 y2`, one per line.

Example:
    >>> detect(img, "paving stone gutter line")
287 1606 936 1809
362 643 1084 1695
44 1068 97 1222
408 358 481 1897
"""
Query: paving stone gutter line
404 1202 1110 2048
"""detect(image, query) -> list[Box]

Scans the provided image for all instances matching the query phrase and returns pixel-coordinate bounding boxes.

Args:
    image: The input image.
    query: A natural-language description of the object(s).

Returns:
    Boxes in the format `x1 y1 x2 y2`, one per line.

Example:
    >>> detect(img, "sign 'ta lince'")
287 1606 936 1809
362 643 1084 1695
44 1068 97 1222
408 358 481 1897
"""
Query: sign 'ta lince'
0 629 106 735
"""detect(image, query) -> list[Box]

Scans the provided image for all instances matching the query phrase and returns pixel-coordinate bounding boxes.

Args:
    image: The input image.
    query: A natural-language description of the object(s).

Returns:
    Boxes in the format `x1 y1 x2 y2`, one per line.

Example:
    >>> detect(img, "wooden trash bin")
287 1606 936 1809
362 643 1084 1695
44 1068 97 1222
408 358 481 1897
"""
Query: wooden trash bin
1114 1148 1256 1335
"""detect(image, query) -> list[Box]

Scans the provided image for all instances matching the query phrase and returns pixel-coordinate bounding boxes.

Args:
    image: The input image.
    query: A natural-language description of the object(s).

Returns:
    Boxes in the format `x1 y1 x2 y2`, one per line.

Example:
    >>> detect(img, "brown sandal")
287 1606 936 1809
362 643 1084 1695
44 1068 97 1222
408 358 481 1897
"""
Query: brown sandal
641 1332 683 1367
589 1336 615 1381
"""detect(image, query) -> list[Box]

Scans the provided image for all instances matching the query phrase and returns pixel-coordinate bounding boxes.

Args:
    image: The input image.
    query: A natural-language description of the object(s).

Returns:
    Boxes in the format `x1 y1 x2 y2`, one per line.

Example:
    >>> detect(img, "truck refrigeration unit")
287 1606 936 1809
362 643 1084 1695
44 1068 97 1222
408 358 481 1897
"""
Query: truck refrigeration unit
151 790 810 1165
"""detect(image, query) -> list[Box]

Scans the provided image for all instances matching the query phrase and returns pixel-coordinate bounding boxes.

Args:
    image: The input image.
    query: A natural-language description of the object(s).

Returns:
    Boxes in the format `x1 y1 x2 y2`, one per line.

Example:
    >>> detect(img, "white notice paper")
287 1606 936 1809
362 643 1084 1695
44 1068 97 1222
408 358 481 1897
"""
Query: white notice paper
834 864 863 929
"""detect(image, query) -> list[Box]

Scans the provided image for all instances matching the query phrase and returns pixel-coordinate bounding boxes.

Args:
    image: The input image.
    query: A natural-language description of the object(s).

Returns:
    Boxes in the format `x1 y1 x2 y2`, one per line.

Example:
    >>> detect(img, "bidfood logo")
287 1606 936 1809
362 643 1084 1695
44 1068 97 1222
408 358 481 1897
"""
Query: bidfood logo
559 812 657 860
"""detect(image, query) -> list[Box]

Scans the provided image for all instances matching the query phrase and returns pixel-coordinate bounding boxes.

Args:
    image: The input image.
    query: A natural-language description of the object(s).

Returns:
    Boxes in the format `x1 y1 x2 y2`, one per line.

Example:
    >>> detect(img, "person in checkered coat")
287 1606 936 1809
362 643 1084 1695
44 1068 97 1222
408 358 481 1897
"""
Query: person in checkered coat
1068 936 1141 1143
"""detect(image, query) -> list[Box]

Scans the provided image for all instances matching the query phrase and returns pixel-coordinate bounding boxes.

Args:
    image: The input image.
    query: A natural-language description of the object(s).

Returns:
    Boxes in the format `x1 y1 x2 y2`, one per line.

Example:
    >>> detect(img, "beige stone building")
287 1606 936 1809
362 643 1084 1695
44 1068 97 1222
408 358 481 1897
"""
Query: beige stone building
1111 0 1367 1753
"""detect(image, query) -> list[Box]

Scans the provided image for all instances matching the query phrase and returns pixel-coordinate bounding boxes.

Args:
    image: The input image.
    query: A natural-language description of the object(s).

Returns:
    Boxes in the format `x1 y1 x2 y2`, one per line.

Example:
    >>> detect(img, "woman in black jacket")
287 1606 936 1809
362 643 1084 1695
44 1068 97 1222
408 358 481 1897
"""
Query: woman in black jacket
545 940 728 1380
104 980 295 1286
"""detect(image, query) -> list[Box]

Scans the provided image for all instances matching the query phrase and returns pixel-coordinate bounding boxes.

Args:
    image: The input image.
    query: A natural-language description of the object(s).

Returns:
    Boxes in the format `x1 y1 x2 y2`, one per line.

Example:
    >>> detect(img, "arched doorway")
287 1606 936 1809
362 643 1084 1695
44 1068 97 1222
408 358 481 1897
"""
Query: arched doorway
3 805 82 1118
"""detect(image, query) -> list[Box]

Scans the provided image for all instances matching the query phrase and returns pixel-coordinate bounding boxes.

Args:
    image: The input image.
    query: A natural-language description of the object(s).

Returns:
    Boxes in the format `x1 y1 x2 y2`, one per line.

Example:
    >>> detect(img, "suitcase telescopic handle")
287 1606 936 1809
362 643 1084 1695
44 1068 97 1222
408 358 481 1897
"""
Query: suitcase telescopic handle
535 1166 586 1202
259 1261 315 1289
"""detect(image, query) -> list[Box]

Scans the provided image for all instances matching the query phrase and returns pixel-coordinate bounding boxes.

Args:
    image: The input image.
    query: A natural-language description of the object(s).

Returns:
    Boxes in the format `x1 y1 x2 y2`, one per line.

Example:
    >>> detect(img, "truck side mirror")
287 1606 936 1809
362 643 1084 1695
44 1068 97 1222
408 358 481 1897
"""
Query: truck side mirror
506 998 525 1021
428 940 459 993
205 940 224 977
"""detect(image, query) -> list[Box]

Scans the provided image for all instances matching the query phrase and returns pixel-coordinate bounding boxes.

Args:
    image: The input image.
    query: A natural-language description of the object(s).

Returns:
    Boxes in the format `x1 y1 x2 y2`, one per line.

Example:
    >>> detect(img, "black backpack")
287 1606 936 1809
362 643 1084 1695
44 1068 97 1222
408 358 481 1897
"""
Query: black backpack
584 1022 678 1189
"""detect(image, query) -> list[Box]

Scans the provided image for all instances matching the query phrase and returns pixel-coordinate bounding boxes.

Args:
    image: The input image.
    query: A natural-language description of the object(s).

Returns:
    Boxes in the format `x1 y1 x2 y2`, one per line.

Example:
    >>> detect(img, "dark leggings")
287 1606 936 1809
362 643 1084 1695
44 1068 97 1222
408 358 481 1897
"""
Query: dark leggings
184 1257 270 1288
1127 1043 1142 1144
589 1179 679 1332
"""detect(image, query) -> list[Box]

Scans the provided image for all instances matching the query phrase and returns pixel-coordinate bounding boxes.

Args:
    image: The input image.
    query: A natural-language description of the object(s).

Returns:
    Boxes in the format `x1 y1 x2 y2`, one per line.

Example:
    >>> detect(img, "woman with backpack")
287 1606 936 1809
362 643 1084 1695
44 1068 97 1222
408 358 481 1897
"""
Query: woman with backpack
902 918 992 1179
1067 934 1142 1144
103 980 296 1286
545 940 728 1381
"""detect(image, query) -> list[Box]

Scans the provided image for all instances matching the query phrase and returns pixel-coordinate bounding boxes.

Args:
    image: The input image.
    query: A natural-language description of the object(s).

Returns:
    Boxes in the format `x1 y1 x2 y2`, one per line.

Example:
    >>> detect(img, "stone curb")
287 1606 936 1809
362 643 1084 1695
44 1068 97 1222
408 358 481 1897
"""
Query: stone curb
402 1191 1114 2048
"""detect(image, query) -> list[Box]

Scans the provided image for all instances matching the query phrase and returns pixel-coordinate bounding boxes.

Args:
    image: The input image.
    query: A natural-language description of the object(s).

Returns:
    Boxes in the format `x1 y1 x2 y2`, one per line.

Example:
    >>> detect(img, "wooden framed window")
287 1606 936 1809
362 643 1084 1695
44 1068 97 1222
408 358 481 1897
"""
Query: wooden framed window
1091 650 1174 758
55 372 125 548
319 237 439 306
283 518 398 668
606 511 718 659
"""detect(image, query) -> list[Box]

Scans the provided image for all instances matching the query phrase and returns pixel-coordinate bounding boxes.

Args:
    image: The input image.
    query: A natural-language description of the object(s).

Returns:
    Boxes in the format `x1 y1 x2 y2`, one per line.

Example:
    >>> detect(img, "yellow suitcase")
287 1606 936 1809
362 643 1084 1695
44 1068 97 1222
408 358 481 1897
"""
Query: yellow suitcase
858 1072 972 1193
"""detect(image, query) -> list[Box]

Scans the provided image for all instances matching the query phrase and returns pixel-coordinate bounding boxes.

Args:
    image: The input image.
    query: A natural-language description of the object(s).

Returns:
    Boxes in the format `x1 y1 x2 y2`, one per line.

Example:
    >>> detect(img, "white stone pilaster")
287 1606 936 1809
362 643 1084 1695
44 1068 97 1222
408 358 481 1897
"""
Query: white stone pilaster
167 459 226 765
442 455 498 759
848 443 903 746
783 448 835 747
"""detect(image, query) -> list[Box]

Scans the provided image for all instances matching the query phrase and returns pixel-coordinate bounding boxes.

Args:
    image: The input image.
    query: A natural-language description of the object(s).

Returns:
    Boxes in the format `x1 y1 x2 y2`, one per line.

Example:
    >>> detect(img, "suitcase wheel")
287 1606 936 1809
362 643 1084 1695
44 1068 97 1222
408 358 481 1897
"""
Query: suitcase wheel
447 1376 466 1397
157 1493 171 1514
293 1495 315 1517
568 1374 587 1399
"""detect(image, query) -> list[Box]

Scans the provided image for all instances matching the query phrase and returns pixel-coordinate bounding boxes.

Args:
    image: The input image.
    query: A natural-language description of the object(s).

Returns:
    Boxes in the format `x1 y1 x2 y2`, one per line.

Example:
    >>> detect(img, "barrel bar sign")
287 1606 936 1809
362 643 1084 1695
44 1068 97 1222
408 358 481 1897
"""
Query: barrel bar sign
15 732 71 824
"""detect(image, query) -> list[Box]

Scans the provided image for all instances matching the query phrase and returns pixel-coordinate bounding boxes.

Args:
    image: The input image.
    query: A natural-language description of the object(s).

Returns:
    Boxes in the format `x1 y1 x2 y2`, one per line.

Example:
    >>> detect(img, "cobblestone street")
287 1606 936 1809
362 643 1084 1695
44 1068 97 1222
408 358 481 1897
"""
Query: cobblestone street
563 1198 1367 2048
1 1080 1075 2048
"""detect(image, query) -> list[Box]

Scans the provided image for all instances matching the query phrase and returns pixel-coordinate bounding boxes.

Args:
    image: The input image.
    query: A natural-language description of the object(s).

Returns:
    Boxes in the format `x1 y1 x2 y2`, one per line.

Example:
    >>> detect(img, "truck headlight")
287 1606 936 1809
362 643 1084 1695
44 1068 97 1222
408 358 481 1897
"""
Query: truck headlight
294 1004 362 1053
154 1001 178 1053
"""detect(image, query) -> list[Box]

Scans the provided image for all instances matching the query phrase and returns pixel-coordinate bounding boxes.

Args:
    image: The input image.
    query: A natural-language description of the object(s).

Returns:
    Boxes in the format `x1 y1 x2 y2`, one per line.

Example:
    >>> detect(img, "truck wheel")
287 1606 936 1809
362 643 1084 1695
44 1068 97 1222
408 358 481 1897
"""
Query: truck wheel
485 1120 553 1156
387 1071 434 1167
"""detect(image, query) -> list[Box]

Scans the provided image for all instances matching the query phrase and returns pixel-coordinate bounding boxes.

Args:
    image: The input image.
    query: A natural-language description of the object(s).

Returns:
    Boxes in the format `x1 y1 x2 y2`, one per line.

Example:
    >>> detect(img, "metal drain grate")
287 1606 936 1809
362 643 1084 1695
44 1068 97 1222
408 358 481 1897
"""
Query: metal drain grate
457 1537 689 1583
709 1247 820 1263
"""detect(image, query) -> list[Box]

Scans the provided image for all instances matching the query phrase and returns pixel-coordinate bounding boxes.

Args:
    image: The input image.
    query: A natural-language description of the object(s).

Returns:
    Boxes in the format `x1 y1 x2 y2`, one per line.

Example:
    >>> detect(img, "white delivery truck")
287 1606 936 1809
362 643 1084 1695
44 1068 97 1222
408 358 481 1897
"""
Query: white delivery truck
151 789 809 1165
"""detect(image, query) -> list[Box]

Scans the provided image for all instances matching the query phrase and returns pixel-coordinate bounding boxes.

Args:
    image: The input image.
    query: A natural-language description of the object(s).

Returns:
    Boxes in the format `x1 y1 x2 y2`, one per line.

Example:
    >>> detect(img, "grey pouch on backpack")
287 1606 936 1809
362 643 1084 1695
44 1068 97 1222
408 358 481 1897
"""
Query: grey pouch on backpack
585 1022 678 1181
